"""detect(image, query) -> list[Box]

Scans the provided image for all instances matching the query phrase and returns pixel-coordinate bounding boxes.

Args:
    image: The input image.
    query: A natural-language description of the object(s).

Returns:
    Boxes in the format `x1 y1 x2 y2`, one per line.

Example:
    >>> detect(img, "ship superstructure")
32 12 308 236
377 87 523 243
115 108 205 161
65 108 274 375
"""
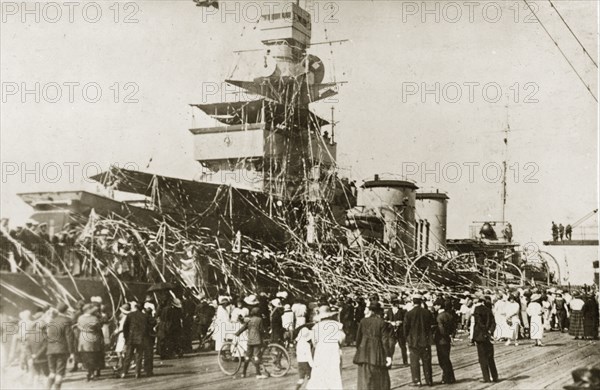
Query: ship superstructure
191 1 338 204
1 1 569 316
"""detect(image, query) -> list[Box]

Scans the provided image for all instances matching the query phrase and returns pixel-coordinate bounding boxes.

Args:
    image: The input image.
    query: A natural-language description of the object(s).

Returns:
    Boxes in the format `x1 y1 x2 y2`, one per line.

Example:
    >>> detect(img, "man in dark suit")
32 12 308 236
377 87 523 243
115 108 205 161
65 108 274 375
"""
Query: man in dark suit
472 293 499 383
353 302 392 390
434 299 456 384
142 303 157 376
404 294 434 387
384 297 408 366
340 298 356 346
45 303 74 390
121 301 149 379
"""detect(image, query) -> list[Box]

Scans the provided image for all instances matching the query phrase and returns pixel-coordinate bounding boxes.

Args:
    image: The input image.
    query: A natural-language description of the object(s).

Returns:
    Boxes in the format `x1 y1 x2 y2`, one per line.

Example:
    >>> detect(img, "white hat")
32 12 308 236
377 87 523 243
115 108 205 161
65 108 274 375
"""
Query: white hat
412 294 423 300
276 291 288 299
19 310 32 320
218 296 230 305
91 296 103 303
315 305 338 321
244 294 259 306
270 298 282 307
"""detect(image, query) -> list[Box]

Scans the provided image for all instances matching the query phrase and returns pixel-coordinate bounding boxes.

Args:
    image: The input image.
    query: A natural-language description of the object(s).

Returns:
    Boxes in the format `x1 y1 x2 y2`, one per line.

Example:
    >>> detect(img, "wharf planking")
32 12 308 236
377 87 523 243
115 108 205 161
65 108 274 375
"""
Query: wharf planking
2 331 596 390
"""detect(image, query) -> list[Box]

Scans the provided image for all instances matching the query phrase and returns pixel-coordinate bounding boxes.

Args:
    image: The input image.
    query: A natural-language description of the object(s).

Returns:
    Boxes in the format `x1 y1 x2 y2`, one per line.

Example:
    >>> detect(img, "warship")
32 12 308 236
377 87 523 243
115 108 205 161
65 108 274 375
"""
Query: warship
0 0 559 314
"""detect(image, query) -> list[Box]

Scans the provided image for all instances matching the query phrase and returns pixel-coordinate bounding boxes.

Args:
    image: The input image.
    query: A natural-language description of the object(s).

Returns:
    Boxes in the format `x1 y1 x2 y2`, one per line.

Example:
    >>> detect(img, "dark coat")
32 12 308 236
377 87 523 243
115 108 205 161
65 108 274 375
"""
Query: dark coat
355 302 366 323
340 303 356 326
582 297 599 337
384 307 406 324
353 315 391 367
554 298 567 312
45 314 73 355
403 306 433 348
77 313 102 352
158 305 183 339
271 307 284 342
384 307 406 340
123 310 150 345
195 302 216 326
472 304 496 342
434 310 455 345
258 297 270 327
235 316 263 346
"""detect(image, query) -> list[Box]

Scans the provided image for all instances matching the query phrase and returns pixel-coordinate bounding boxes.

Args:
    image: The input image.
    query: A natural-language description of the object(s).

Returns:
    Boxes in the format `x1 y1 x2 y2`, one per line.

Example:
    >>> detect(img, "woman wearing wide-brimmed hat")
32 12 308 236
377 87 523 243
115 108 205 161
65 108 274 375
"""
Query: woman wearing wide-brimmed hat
526 294 544 346
213 296 231 351
306 306 345 390
504 295 521 346
113 304 131 369
569 292 586 339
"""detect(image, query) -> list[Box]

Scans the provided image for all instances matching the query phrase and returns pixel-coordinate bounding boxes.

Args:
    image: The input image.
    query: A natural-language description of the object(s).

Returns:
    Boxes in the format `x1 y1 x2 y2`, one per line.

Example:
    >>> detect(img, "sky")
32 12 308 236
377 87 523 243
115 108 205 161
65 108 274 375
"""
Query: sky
1 0 598 283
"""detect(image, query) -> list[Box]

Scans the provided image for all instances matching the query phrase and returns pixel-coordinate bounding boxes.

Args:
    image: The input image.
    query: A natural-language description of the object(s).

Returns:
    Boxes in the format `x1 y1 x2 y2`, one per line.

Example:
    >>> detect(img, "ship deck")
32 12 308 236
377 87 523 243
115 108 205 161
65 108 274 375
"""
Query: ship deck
3 330 597 390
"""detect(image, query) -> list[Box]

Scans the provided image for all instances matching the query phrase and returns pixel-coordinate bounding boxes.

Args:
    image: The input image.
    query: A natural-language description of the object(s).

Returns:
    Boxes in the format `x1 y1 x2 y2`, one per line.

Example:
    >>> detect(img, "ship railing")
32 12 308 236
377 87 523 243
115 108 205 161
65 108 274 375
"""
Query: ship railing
562 225 599 241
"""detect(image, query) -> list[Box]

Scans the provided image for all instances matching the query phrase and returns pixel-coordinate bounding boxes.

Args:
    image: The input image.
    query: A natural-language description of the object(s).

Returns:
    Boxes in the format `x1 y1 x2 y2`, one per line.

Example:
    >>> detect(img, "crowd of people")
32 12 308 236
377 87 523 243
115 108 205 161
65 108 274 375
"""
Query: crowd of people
1 285 598 390
201 285 599 388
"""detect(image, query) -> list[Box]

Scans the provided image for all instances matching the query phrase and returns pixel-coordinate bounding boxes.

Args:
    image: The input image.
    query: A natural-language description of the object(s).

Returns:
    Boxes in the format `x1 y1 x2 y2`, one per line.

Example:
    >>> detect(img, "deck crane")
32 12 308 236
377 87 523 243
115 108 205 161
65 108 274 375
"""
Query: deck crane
570 209 598 229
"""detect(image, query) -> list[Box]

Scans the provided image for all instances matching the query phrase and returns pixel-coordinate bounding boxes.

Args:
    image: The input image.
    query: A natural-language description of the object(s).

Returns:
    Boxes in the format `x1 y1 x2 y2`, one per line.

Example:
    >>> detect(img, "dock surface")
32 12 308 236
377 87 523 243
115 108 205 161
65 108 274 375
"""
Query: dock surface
2 331 598 390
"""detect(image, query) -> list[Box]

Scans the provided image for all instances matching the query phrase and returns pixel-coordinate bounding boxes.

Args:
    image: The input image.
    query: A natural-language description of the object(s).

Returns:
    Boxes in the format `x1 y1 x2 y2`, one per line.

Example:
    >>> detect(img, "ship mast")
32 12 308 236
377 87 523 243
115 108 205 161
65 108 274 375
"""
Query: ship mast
501 100 510 224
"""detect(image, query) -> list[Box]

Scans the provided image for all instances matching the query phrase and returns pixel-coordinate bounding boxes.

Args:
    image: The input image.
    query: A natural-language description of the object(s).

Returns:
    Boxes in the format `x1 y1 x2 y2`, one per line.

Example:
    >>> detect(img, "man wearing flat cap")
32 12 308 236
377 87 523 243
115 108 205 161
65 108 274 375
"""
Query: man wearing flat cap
404 294 434 386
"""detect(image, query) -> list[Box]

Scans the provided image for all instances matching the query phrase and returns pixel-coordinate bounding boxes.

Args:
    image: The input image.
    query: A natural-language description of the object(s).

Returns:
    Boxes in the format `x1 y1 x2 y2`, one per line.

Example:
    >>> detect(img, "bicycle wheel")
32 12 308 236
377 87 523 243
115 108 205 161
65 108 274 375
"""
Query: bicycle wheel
218 341 242 376
261 343 291 378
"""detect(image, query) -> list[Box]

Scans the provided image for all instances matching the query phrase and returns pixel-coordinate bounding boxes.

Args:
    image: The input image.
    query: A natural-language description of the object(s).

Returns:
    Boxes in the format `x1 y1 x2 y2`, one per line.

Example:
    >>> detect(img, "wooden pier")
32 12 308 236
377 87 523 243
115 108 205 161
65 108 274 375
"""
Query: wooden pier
2 331 591 390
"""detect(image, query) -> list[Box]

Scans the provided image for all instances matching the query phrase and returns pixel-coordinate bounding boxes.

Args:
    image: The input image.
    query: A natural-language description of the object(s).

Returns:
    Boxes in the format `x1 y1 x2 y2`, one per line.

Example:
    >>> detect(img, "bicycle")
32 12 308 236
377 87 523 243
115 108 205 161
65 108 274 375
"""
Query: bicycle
217 338 291 378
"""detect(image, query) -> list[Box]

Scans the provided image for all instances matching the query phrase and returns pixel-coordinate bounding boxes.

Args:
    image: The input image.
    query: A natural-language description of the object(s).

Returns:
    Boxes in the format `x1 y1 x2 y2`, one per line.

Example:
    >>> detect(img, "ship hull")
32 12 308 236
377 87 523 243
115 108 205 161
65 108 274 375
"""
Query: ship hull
0 271 150 317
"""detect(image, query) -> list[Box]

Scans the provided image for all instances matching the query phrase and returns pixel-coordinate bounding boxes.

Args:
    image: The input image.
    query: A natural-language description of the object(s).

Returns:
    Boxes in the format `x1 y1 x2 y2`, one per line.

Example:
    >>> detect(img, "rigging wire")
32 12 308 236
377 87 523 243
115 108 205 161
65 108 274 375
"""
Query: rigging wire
547 0 598 68
522 0 597 102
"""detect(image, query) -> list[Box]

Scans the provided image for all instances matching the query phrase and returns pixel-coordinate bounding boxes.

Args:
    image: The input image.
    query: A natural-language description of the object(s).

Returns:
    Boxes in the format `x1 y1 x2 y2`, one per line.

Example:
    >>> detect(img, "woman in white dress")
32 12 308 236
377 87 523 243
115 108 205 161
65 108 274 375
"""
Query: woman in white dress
493 294 510 341
541 297 552 331
526 294 544 346
307 306 345 390
213 297 232 351
504 294 521 346
230 298 249 356
114 304 130 369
